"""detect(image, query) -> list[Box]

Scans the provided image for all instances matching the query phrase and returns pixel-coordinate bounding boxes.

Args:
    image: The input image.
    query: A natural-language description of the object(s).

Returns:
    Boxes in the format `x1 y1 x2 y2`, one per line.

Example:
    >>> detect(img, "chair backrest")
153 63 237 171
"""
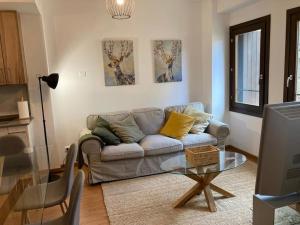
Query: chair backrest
62 144 78 196
0 135 25 156
65 170 84 225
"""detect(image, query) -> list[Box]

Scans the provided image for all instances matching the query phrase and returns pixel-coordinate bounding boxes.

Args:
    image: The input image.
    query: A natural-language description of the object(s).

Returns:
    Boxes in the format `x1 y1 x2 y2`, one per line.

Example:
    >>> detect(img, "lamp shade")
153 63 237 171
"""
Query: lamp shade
41 73 59 89
106 0 135 19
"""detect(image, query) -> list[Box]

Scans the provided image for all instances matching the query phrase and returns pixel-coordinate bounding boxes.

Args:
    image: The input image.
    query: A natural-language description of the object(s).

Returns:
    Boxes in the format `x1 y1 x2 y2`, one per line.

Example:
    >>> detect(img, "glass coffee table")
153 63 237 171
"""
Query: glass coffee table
160 150 247 212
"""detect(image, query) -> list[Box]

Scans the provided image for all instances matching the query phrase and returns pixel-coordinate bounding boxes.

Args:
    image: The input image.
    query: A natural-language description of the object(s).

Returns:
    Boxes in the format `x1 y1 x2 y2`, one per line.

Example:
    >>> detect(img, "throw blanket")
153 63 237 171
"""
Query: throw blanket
78 134 104 168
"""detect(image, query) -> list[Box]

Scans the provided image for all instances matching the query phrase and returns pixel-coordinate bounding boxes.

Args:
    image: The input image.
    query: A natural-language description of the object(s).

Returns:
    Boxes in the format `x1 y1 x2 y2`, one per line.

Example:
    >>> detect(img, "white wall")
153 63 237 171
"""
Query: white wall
37 0 203 164
226 0 300 155
217 0 261 13
19 13 57 168
199 0 229 121
199 0 213 112
212 2 229 121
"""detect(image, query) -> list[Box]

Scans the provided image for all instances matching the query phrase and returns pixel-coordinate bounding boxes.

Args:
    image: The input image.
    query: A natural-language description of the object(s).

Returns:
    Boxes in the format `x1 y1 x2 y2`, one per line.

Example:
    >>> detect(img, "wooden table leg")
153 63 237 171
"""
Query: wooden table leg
0 180 24 225
210 183 235 198
0 178 32 225
173 171 235 212
204 185 217 212
174 182 203 208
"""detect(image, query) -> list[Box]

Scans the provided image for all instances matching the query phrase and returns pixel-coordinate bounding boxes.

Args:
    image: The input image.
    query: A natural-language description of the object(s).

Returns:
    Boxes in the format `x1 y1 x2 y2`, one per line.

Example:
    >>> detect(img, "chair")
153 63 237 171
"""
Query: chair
0 135 28 195
14 144 78 220
28 170 85 225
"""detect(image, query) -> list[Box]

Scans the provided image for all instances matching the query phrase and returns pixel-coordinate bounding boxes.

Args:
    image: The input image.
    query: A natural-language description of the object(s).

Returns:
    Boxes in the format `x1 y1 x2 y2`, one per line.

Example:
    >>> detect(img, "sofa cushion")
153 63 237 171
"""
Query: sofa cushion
101 143 144 161
181 133 217 148
165 102 205 120
92 117 121 145
109 115 145 143
140 135 183 156
87 111 130 130
160 112 195 140
183 105 213 134
92 127 121 145
132 108 165 135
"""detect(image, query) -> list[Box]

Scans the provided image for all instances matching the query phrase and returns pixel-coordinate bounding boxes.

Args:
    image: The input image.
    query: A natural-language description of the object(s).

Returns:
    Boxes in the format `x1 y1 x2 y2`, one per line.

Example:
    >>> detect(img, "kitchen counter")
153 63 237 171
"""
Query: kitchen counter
0 118 33 128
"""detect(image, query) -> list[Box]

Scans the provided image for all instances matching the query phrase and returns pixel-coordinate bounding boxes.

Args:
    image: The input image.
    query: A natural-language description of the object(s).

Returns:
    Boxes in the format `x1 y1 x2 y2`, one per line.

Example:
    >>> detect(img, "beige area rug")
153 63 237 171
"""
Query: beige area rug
102 162 300 225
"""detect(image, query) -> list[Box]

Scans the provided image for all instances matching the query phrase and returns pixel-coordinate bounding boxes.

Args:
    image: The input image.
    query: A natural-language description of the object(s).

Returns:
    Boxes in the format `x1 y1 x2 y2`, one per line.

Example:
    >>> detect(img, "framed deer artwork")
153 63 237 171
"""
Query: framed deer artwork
153 40 182 83
102 40 135 86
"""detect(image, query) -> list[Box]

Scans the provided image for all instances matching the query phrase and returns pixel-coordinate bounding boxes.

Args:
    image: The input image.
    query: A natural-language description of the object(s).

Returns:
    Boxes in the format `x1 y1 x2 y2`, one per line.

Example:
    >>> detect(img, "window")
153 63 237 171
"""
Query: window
229 16 270 117
284 7 300 102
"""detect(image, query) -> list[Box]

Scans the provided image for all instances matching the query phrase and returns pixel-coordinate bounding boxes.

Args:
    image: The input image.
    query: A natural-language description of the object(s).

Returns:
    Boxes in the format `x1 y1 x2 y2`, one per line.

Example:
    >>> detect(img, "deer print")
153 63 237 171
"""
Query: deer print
154 41 181 83
103 40 135 85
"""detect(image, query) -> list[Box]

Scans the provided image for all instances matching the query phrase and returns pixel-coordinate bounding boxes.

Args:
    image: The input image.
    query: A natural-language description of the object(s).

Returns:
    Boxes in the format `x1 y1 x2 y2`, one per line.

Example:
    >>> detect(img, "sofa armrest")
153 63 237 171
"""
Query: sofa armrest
80 137 103 155
80 128 92 138
78 130 103 168
207 120 230 149
207 120 230 138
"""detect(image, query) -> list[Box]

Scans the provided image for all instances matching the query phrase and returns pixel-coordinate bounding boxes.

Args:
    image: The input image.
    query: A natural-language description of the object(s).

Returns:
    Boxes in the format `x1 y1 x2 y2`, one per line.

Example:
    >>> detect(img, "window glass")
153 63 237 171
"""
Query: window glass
235 30 261 106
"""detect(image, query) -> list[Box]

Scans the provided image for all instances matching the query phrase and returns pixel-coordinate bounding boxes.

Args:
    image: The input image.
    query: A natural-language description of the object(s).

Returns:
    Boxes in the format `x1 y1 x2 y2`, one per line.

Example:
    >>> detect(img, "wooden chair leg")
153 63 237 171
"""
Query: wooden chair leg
63 200 68 209
59 203 66 214
21 210 28 225
25 214 31 224
21 211 25 225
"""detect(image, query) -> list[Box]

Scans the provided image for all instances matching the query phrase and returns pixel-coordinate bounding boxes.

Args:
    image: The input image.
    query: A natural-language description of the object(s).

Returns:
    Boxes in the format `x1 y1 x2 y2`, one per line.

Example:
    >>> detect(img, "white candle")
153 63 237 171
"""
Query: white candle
17 101 30 119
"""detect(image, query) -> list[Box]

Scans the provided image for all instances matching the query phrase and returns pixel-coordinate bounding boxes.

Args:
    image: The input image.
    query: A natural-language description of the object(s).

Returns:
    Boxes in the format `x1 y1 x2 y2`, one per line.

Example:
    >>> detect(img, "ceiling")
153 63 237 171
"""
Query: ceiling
217 0 262 13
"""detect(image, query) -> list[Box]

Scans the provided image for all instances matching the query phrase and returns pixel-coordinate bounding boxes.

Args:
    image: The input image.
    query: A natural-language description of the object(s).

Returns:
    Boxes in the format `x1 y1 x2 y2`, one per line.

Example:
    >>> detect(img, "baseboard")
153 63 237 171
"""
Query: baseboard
50 167 64 174
226 145 258 163
50 162 79 174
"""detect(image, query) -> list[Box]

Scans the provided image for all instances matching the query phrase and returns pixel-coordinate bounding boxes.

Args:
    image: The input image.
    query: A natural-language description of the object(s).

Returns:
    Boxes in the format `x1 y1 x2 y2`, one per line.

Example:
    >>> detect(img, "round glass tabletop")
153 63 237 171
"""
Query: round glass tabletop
160 151 247 175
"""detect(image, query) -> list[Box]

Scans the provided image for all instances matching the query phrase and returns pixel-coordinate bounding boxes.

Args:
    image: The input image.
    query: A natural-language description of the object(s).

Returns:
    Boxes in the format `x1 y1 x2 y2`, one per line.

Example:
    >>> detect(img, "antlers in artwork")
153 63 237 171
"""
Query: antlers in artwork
103 41 115 60
120 41 133 60
154 41 180 65
103 41 133 62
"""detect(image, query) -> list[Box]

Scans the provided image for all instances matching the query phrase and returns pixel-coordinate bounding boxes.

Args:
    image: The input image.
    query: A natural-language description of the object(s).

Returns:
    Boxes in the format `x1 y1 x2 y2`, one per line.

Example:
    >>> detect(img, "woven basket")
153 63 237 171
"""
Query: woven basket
185 145 219 166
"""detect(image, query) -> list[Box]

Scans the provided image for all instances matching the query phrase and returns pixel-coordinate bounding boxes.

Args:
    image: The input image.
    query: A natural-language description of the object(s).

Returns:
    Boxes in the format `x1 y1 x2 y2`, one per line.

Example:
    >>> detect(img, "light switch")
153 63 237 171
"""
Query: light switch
78 71 87 78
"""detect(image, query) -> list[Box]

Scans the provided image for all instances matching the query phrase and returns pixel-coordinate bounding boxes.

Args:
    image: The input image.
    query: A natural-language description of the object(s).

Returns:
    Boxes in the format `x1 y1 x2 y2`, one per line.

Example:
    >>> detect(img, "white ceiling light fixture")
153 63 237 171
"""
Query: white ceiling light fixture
106 0 135 20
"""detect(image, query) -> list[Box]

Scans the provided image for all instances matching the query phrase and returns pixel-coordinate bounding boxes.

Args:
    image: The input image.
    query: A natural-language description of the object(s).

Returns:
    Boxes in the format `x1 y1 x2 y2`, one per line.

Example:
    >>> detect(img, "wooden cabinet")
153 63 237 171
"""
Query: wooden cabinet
0 11 26 85
0 37 5 85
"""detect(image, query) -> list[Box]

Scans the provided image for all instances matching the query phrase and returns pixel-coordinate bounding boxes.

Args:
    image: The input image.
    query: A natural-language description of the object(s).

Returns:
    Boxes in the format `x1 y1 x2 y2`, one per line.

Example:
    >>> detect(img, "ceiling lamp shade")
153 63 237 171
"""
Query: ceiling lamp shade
106 0 135 20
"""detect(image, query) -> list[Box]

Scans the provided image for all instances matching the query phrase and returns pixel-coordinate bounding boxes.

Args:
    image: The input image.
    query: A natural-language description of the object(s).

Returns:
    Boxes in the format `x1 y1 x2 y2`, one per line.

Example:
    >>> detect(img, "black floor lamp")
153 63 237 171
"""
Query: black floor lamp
38 73 59 182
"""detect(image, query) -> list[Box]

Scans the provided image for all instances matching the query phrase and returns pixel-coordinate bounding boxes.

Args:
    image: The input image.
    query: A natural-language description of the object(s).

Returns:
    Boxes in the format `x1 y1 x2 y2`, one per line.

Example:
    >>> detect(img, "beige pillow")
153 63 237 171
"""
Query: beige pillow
183 105 213 134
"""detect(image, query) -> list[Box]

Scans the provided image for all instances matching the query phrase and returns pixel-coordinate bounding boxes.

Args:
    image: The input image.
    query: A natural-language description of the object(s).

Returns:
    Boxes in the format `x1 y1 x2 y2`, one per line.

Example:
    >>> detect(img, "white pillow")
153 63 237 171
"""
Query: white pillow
184 105 213 134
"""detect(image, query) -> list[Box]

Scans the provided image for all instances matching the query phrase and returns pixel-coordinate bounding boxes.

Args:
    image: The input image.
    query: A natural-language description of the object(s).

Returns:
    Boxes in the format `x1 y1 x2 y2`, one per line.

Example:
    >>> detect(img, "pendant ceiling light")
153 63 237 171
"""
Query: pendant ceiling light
106 0 135 20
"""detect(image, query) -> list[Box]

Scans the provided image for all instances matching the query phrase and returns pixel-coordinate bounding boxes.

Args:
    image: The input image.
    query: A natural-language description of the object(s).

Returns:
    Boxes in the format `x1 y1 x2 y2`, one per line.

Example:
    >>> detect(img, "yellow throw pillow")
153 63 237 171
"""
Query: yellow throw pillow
183 105 213 134
160 111 195 140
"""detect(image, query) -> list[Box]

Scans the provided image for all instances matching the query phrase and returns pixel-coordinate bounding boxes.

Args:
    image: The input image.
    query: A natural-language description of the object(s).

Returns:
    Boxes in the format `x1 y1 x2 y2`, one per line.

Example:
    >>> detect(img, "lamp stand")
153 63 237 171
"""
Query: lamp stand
39 77 60 182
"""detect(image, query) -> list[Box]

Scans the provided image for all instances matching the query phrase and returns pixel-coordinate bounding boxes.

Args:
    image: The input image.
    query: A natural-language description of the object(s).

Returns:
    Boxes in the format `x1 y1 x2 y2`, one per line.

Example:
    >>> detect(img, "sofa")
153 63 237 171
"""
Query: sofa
79 102 230 184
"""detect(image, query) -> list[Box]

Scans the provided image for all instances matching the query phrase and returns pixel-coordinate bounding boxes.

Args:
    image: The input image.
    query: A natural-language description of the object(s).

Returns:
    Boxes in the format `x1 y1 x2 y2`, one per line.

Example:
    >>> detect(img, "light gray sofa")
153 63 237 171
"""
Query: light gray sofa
79 102 230 184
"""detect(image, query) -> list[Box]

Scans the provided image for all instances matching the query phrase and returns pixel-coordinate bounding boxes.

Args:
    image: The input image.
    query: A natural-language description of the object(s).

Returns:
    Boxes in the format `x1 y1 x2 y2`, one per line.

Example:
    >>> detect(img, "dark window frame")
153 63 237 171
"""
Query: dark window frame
284 7 300 102
229 15 271 117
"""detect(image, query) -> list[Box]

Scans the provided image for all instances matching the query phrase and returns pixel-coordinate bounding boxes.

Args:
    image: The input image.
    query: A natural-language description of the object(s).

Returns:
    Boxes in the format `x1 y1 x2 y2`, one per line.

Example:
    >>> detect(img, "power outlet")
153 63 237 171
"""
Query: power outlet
65 145 71 153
